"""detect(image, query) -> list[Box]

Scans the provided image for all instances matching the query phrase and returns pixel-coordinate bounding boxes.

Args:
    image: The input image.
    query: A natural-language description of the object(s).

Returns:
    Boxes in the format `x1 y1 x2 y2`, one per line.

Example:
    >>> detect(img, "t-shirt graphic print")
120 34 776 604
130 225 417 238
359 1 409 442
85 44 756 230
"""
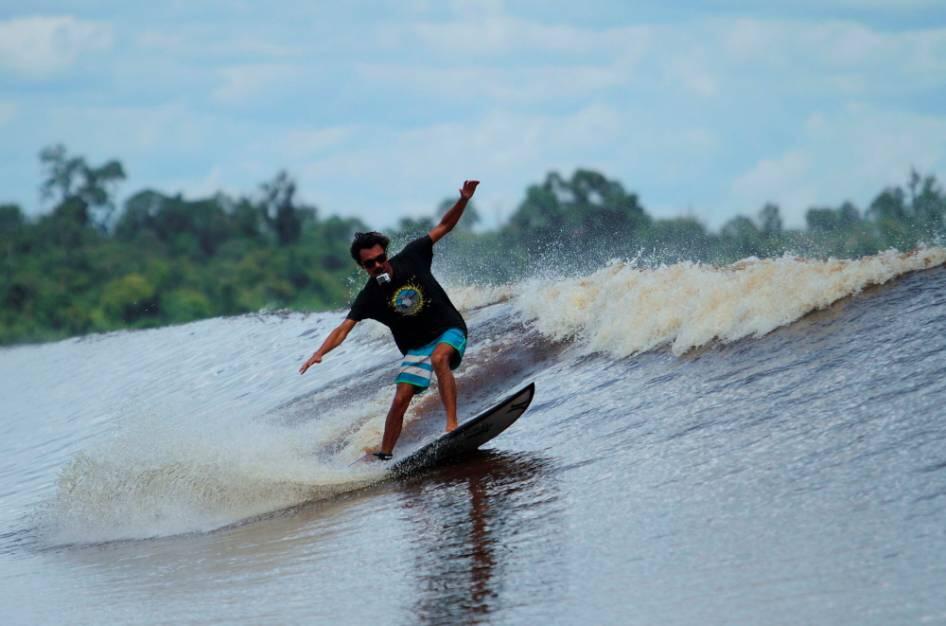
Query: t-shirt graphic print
390 282 426 317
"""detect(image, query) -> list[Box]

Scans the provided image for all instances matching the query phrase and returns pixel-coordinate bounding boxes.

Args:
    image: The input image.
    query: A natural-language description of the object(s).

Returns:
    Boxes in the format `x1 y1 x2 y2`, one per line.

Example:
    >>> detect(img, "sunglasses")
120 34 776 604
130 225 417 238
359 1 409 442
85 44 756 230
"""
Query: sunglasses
362 252 387 269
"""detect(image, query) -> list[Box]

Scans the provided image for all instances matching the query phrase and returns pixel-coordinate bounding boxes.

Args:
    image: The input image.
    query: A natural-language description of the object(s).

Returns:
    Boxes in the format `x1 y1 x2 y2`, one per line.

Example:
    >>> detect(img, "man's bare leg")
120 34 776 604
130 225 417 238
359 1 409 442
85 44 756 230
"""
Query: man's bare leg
379 383 417 455
430 343 459 432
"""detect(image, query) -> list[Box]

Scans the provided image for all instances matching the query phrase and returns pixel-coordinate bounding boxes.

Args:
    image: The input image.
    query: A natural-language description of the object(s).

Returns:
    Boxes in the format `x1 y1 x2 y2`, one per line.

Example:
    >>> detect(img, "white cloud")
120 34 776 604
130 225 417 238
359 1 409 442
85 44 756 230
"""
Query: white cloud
833 0 945 8
408 16 640 56
449 0 506 13
303 105 624 179
18 103 252 192
666 52 719 98
357 11 652 105
0 101 16 126
728 105 946 226
289 104 654 226
0 16 112 77
5 6 946 234
379 15 946 106
161 166 226 199
16 100 290 205
718 18 946 93
42 102 212 152
356 61 627 104
280 126 355 160
731 150 815 221
211 63 302 105
136 28 296 59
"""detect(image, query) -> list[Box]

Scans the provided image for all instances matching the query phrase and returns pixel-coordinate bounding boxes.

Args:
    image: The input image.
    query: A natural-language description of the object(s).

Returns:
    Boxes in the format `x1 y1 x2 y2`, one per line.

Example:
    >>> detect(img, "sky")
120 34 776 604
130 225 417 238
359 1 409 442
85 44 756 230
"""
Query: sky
1 0 945 230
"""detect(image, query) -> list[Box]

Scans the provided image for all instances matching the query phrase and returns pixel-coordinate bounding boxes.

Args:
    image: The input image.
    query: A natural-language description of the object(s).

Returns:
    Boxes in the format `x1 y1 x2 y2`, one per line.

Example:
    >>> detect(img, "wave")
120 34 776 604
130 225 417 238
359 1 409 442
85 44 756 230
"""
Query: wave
33 246 945 544
515 247 946 357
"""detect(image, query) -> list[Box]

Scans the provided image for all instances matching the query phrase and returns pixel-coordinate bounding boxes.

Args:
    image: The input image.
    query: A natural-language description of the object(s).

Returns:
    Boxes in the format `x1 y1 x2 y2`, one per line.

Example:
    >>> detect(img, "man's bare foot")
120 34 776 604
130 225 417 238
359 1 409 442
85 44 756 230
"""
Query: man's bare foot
445 419 458 432
361 445 392 461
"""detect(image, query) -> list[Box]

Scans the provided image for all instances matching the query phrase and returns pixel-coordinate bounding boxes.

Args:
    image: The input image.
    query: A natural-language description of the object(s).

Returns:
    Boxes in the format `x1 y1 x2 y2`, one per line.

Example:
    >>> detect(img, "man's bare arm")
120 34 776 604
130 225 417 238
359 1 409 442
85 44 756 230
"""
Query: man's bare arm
429 179 479 244
299 318 358 374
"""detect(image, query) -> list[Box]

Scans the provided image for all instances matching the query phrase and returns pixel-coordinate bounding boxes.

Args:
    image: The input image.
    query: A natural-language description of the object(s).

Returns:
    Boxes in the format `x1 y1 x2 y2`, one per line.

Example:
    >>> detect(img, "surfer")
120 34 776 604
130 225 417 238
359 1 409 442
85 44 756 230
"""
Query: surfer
299 180 480 460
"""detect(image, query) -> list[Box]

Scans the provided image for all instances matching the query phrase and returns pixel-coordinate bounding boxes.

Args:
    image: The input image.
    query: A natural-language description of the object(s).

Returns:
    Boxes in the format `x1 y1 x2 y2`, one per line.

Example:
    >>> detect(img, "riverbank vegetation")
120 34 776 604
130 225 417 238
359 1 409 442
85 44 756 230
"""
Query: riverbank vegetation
2 145 944 344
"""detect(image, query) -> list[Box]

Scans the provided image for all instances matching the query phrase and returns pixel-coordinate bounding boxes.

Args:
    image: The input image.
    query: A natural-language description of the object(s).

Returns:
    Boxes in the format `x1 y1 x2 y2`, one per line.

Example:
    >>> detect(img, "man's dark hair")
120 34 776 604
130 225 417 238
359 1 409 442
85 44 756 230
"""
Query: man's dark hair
350 231 390 264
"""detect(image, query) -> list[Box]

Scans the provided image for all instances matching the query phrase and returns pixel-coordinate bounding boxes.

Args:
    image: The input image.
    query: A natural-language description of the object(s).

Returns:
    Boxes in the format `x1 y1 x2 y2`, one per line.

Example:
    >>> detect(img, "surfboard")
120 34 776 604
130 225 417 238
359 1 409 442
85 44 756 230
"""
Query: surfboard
391 382 536 476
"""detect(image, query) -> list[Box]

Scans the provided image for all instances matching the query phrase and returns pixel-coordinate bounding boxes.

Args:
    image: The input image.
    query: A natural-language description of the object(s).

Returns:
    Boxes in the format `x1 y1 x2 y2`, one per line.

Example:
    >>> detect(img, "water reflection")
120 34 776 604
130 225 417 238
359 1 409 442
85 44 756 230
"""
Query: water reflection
42 452 563 624
398 451 563 625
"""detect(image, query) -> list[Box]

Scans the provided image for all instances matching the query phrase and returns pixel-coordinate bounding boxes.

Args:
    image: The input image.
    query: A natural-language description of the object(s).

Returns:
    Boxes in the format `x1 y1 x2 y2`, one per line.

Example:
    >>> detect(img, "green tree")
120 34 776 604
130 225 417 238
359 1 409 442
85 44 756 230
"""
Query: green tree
5 151 946 347
908 169 946 237
505 169 651 267
100 273 158 324
39 144 126 231
758 203 783 236
0 204 25 233
646 217 711 262
116 191 235 257
436 197 481 232
259 171 314 246
720 215 763 258
805 202 860 233
393 215 436 239
868 187 914 249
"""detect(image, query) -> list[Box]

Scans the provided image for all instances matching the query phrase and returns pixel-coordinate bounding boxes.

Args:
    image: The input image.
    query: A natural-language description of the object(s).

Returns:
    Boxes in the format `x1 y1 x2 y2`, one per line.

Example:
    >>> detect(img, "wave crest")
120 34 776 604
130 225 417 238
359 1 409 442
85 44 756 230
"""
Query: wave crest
515 248 946 357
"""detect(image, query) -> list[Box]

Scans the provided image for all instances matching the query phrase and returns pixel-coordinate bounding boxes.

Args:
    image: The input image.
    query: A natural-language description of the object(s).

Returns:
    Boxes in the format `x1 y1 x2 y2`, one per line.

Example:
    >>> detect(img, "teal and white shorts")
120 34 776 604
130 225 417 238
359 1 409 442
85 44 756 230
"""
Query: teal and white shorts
395 328 467 391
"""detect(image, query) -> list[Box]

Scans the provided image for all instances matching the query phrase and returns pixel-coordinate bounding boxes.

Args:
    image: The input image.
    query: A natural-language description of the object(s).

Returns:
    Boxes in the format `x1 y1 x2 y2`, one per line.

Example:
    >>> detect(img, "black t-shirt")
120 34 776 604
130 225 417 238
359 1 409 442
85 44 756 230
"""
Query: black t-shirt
347 235 467 354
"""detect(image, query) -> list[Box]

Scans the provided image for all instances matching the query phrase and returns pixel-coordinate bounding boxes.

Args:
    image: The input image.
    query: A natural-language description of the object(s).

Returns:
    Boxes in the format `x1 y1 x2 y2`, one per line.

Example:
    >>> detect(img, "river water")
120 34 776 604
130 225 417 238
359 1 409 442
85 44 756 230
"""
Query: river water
2 248 945 625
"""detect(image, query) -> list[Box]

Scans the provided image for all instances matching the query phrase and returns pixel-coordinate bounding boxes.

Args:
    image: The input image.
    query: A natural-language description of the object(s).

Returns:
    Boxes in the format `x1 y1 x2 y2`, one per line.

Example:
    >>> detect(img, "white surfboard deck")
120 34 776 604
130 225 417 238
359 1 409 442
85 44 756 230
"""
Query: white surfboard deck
390 382 536 476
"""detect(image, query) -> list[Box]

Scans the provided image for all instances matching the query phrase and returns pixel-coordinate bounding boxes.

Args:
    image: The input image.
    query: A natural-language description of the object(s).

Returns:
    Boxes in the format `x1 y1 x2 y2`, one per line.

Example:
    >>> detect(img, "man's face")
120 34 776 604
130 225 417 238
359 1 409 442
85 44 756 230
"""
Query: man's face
358 244 389 278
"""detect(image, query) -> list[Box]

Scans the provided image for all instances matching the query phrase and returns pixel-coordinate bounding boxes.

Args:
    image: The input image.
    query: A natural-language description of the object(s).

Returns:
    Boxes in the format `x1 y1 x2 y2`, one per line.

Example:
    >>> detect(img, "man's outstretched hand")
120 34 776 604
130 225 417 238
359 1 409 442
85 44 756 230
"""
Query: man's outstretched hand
299 353 322 375
459 180 479 199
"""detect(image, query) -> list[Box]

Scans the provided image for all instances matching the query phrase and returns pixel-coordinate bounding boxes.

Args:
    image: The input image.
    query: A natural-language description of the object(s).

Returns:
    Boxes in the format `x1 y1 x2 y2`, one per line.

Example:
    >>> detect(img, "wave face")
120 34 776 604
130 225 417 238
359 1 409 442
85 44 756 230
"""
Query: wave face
0 247 942 545
2 247 946 624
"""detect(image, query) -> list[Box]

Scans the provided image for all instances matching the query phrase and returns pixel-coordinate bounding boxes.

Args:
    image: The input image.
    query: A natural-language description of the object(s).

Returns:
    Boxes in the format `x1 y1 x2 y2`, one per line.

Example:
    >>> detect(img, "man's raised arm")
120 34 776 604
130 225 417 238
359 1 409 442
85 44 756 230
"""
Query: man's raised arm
299 318 358 374
428 179 479 244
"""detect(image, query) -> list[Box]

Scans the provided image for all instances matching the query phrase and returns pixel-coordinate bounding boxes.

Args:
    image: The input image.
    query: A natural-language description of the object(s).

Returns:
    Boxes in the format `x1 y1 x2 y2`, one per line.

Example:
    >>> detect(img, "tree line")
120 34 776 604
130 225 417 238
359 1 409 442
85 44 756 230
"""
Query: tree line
2 145 944 345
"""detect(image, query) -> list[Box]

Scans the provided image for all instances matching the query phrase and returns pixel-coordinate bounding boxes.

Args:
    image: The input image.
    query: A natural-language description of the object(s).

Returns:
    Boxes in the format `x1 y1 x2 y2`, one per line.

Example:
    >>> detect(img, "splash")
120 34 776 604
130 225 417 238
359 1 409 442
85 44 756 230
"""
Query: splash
515 248 946 357
38 392 394 545
447 283 515 312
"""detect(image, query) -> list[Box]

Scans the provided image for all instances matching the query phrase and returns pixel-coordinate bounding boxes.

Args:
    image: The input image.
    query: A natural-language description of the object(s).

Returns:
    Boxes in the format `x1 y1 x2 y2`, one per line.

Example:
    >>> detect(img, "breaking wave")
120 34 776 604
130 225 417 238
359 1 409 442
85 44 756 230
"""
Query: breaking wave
26 247 946 544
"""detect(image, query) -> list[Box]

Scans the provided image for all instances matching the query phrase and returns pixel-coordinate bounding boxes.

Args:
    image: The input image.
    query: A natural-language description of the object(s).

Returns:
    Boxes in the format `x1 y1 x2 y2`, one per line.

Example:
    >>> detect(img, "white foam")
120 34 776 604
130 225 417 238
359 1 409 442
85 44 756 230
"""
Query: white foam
446 283 516 311
515 248 946 357
39 398 391 544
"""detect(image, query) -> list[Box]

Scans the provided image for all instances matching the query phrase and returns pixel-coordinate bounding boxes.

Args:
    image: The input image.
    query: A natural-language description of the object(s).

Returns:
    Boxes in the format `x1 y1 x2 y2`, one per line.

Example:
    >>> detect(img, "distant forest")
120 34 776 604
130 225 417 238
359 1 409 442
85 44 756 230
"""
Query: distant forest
2 145 945 345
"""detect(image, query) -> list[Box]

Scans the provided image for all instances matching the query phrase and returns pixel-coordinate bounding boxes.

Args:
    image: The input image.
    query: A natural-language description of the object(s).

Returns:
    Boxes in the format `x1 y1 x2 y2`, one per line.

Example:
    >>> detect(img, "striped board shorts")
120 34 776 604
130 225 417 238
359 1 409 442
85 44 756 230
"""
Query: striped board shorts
395 328 467 391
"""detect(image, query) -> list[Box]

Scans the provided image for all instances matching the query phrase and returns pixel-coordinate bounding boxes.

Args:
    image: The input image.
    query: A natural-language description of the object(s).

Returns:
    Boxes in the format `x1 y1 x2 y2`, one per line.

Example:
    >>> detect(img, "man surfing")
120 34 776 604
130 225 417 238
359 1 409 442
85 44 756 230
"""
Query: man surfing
299 180 480 461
